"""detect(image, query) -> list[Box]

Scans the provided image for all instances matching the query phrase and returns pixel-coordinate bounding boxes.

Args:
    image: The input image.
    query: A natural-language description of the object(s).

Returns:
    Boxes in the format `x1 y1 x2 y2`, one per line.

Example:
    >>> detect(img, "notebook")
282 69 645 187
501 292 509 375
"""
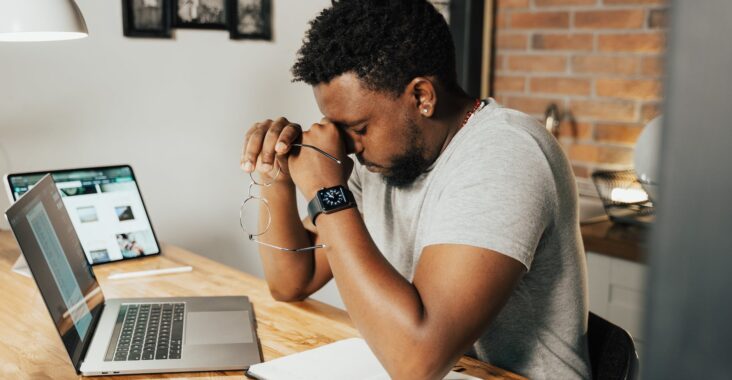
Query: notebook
246 338 480 380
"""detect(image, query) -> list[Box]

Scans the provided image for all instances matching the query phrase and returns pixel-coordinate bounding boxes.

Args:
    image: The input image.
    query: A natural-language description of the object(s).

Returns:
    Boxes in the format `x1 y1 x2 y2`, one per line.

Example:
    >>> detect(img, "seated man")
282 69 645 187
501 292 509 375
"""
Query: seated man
240 1 590 378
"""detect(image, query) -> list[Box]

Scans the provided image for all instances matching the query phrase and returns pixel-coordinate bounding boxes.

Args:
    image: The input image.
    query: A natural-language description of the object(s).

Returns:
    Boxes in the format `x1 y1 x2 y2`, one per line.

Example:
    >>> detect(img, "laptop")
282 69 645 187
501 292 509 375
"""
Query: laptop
4 165 161 265
5 175 262 376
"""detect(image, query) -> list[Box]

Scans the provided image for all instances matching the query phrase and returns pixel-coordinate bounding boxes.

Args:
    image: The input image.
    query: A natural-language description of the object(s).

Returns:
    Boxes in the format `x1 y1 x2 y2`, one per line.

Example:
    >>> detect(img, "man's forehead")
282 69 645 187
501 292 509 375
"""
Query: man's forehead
313 74 374 124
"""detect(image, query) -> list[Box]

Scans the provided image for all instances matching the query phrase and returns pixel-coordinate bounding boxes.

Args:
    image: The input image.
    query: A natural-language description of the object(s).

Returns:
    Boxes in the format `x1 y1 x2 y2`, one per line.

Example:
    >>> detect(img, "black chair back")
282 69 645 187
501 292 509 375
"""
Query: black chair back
587 312 639 380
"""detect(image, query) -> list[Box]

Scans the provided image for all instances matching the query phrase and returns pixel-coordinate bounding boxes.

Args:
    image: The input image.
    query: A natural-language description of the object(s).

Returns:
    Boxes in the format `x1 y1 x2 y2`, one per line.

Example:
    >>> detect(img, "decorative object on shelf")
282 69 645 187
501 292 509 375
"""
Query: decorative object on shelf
544 103 560 137
634 115 663 202
0 0 88 42
122 0 172 38
592 170 655 226
227 0 271 40
173 0 227 29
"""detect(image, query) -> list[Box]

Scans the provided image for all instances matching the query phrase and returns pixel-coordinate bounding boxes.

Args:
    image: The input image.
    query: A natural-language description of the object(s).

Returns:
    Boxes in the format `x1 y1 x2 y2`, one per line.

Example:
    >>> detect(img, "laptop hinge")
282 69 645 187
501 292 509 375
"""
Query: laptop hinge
75 301 106 373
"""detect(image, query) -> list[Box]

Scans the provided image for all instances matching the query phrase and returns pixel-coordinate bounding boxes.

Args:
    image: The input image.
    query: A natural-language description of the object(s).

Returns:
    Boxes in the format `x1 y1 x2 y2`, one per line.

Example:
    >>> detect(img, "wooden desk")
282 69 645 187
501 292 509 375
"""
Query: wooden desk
0 231 524 380
581 220 648 263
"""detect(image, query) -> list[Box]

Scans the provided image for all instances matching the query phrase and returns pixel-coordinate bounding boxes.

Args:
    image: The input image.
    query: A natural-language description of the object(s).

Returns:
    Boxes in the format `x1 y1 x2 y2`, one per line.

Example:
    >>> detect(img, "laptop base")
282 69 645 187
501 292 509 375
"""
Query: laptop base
80 296 261 376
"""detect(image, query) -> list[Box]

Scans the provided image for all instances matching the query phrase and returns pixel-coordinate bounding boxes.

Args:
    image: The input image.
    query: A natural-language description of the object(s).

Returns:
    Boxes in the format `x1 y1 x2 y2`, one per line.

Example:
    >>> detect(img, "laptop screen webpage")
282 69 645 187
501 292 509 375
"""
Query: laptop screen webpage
6 166 160 264
5 175 104 371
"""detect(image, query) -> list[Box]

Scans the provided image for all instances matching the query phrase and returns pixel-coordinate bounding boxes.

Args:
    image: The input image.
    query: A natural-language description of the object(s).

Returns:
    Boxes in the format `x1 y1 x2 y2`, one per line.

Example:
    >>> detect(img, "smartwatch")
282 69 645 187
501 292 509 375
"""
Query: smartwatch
307 185 356 225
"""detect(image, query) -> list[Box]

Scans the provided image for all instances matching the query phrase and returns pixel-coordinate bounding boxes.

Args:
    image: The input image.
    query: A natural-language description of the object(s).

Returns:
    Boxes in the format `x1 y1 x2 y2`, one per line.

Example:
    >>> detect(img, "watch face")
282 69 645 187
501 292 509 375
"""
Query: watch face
319 187 348 211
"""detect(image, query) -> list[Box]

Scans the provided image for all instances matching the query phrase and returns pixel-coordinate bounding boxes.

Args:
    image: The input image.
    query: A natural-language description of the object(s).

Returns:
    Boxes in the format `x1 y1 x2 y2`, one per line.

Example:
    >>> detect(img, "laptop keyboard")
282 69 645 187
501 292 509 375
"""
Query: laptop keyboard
105 303 185 361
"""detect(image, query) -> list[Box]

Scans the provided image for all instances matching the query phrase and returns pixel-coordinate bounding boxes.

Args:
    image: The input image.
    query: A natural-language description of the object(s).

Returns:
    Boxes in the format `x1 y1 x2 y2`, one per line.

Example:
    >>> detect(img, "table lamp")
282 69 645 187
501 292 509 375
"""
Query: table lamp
634 116 663 202
0 0 88 42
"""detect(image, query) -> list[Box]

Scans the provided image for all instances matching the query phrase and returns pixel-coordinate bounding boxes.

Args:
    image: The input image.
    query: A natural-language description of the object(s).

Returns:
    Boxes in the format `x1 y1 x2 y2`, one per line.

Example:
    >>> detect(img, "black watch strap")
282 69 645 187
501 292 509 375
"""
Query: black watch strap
307 185 356 226
307 196 322 225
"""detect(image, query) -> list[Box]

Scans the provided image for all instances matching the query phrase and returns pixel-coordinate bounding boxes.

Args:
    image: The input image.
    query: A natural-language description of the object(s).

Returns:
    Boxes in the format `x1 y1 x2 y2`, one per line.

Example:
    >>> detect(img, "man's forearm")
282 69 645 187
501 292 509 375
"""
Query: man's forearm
257 179 317 299
315 208 457 379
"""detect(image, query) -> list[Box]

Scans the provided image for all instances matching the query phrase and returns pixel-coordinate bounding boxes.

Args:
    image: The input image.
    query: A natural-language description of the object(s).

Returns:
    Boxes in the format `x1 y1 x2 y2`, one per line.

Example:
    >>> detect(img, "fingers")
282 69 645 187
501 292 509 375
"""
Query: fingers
267 122 303 174
260 120 285 172
315 118 356 154
242 120 270 172
276 124 301 154
241 117 302 174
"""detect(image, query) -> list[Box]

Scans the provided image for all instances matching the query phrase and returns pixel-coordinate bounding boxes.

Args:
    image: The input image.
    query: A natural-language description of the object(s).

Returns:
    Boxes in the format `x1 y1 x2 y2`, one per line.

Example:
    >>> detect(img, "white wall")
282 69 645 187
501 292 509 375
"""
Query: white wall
0 0 345 309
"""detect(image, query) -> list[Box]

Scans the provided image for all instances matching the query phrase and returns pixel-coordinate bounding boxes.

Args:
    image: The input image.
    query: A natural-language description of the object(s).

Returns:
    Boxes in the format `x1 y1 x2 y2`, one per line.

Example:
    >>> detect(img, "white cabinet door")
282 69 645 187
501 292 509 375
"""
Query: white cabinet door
586 252 647 357
586 252 611 316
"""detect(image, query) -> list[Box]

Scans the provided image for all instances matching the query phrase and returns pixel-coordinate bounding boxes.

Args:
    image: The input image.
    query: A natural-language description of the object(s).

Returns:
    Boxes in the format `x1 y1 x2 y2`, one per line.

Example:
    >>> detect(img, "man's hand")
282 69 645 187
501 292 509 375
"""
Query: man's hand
288 119 354 199
241 117 303 181
241 118 337 303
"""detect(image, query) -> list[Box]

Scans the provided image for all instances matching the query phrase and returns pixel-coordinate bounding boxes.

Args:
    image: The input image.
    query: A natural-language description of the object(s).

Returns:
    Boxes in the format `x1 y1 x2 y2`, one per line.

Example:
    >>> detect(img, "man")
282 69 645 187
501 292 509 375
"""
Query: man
240 1 590 378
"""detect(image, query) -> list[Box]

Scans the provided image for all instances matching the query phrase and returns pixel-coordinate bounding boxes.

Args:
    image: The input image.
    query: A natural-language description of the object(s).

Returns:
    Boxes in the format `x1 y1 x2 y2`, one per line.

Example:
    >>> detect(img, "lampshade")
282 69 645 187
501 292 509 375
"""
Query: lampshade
0 0 88 42
634 115 662 202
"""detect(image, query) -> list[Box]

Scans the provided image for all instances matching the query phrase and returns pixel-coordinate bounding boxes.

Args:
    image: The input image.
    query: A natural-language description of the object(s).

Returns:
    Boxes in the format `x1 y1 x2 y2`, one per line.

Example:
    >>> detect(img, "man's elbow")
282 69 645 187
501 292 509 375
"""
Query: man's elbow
267 285 308 302
385 348 456 380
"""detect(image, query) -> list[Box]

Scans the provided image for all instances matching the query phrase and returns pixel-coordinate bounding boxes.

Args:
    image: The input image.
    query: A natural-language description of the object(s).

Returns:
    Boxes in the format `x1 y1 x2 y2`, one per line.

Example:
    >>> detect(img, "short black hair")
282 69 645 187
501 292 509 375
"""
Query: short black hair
292 0 459 96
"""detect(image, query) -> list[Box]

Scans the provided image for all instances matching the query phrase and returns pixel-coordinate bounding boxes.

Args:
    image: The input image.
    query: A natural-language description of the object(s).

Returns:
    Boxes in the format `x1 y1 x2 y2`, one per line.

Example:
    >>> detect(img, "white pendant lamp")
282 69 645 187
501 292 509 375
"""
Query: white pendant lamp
0 0 88 42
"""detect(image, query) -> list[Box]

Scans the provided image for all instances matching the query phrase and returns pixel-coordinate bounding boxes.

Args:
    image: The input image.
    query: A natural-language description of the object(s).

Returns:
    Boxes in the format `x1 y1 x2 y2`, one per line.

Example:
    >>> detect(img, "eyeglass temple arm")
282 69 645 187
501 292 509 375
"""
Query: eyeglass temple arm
250 235 327 252
291 143 342 164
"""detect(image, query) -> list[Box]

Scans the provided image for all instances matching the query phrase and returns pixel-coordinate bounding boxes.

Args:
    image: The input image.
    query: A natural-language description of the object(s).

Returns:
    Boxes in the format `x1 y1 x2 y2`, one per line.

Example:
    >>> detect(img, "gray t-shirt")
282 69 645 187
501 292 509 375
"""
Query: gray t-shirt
347 99 591 379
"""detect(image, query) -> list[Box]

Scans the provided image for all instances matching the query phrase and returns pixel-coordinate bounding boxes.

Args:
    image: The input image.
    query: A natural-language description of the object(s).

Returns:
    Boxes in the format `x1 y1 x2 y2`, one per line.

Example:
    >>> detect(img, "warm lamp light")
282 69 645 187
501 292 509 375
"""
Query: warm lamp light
0 0 88 42
610 187 649 204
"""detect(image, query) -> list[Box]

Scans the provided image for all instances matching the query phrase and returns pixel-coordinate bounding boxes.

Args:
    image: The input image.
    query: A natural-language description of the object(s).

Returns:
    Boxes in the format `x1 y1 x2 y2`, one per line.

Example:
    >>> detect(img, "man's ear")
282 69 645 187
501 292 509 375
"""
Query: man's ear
405 77 437 118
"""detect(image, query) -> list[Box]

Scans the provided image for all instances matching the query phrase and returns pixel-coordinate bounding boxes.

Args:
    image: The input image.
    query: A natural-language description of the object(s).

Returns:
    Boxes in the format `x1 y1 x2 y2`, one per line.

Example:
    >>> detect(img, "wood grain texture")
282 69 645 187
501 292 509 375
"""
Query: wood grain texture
580 220 647 263
0 231 525 380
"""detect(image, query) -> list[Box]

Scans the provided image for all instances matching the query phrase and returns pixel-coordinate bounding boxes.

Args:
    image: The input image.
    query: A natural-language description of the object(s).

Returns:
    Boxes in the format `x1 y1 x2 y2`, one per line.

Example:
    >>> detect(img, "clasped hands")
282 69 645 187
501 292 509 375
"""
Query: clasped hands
241 117 354 199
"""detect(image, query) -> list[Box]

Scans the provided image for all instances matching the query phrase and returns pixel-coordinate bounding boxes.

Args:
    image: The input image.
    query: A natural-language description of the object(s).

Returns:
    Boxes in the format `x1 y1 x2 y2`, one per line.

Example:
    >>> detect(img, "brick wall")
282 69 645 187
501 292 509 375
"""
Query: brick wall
491 0 668 187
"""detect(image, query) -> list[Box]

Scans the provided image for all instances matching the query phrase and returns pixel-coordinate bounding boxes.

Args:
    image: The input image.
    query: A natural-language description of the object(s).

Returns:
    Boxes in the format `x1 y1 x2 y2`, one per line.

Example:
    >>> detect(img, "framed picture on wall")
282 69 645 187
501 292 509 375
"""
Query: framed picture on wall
228 0 272 40
122 0 173 38
173 0 228 29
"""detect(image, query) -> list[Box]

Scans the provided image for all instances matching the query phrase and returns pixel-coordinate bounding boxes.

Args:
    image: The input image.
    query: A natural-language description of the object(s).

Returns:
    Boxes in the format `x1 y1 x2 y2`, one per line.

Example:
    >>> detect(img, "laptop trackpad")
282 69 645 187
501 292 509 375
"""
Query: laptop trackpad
186 311 253 345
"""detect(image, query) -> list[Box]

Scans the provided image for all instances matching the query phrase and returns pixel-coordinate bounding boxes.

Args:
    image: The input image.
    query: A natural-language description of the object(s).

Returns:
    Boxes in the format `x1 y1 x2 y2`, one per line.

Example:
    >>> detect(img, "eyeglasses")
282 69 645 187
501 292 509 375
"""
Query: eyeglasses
240 143 342 252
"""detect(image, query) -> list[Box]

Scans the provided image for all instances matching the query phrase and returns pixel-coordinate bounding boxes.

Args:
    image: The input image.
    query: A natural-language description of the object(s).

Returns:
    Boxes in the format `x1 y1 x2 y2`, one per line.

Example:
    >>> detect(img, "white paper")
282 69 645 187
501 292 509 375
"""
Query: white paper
247 338 480 380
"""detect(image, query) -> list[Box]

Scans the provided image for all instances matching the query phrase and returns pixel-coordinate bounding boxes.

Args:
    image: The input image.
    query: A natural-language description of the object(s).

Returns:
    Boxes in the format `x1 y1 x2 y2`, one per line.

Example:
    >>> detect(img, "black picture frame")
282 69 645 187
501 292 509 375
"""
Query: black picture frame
173 0 228 30
122 0 172 38
227 0 272 40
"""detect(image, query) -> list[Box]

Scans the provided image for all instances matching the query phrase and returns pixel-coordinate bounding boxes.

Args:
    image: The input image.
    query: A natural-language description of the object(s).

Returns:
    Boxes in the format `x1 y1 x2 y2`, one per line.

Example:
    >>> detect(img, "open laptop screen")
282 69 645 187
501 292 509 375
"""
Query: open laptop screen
5 175 104 372
5 165 161 264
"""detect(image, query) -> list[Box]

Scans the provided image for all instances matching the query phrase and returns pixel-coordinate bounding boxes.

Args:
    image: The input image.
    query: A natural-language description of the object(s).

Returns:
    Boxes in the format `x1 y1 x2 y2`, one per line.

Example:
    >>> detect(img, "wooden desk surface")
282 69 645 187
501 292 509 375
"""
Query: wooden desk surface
581 220 648 263
0 230 524 380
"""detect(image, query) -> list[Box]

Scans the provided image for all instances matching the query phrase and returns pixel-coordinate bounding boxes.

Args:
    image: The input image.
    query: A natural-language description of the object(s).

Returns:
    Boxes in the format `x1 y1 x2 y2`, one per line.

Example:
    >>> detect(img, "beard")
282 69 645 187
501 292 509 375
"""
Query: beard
357 119 431 188
381 145 430 188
